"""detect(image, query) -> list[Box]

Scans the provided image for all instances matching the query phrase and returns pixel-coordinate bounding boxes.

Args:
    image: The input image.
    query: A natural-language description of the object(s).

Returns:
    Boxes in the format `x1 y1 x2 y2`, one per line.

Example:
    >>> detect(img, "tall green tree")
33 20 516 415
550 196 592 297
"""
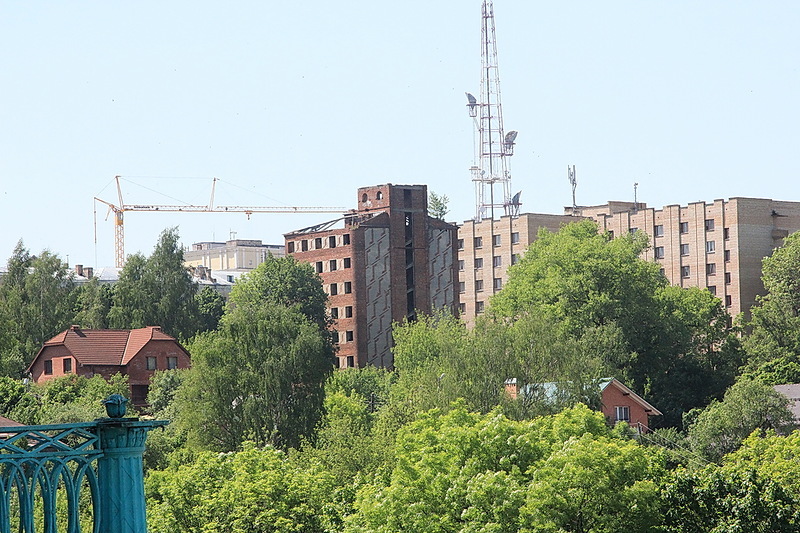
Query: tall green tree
177 301 334 452
0 241 75 375
72 278 113 329
108 228 199 339
686 378 793 462
744 231 800 383
228 255 330 331
428 191 449 220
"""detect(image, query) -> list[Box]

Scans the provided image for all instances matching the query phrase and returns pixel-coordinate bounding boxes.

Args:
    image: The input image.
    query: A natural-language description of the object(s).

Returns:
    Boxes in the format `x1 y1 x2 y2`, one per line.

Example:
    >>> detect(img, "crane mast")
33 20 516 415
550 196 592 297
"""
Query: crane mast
94 176 346 268
466 0 518 221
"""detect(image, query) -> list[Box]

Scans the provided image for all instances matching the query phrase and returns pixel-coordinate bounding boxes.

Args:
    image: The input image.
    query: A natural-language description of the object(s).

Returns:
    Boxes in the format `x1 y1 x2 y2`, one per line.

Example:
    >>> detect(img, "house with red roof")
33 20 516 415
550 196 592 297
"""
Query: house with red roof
27 325 191 405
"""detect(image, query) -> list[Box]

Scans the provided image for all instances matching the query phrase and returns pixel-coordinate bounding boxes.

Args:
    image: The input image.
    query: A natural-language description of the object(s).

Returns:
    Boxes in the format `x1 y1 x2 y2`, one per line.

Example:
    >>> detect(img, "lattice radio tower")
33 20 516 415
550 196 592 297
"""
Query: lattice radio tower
466 0 519 221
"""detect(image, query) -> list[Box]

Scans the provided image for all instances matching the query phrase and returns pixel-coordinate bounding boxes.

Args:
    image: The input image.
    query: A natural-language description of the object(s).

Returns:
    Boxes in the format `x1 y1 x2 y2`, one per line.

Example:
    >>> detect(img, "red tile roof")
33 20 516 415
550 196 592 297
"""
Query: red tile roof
32 326 184 369
0 415 23 428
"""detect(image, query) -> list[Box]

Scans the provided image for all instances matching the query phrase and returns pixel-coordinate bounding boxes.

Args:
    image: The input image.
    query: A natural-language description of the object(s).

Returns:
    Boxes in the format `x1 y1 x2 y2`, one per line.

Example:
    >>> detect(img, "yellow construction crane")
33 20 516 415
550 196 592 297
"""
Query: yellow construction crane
94 176 347 268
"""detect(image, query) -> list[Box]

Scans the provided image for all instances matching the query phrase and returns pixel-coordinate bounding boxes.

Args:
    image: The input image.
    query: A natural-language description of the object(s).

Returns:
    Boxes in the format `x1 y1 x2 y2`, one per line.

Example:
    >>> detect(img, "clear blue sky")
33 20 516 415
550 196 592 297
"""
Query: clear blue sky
2 1 798 268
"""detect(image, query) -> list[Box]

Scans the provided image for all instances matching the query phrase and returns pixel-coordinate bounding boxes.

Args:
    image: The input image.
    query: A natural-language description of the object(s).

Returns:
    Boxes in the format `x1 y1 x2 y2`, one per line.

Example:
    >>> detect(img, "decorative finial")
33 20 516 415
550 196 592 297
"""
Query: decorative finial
102 394 129 418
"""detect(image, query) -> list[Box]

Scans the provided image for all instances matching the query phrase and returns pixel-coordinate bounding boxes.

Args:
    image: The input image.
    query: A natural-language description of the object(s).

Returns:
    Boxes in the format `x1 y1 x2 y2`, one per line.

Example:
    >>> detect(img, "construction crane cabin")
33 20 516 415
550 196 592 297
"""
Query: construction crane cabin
466 0 520 221
94 176 345 268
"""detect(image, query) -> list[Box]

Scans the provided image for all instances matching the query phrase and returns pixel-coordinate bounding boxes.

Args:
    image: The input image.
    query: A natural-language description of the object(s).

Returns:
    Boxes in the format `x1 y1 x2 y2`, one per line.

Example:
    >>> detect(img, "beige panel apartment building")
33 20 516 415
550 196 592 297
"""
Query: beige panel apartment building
184 239 284 271
458 198 800 325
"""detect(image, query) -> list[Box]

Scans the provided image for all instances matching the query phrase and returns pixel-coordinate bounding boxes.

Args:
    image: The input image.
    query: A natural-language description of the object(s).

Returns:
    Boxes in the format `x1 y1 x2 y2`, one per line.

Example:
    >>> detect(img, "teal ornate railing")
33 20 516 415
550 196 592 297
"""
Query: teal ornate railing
0 397 166 533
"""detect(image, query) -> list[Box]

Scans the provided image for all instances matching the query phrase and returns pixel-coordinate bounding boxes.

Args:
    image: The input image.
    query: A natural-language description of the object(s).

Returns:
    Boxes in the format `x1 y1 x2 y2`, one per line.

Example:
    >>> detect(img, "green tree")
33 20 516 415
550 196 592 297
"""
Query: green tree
108 228 199 339
146 444 343 533
228 255 330 331
428 191 450 220
195 286 225 333
73 278 113 329
177 302 333 452
0 242 76 375
489 220 741 426
661 467 800 533
346 403 661 533
687 379 794 462
744 231 800 383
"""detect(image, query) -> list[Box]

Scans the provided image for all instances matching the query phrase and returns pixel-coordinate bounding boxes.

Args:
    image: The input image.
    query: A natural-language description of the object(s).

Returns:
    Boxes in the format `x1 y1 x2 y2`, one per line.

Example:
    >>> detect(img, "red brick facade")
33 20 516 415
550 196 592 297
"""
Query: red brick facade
28 325 191 405
286 184 459 369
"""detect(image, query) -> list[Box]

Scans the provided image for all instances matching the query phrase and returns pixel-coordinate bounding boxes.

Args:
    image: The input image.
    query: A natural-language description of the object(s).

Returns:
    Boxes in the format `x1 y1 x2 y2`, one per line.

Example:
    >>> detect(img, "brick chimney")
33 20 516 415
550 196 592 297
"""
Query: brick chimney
85 267 94 278
75 264 84 277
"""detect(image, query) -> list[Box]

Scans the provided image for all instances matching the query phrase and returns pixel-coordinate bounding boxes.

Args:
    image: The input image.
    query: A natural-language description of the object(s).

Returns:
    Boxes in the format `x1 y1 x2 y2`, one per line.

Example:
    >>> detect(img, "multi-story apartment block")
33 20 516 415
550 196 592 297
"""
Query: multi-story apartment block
457 197 800 325
285 184 458 369
583 197 800 318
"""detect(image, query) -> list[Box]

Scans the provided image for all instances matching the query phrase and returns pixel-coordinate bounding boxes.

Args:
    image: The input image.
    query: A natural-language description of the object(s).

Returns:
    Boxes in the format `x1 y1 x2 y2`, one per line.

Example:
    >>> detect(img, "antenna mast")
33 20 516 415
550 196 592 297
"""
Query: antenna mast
466 0 517 221
568 165 577 215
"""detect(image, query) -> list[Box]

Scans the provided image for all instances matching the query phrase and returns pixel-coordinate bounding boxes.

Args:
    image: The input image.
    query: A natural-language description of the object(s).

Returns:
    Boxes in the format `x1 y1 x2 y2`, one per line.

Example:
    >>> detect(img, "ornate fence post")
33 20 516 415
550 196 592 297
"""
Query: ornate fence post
95 394 168 533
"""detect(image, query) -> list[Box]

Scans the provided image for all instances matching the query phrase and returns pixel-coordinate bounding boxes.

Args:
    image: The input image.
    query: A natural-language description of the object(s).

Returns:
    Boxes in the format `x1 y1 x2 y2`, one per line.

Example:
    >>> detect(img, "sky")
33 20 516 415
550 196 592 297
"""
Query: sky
2 1 799 269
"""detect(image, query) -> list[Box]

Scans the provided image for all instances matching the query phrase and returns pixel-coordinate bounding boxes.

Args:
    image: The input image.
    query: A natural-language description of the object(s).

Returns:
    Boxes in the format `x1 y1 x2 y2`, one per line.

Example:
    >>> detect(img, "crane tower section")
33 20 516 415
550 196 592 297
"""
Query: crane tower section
466 0 518 221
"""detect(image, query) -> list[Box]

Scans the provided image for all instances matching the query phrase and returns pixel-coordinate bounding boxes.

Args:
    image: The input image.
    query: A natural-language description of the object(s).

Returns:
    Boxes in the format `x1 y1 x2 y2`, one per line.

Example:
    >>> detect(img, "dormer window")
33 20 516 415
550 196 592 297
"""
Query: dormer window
361 193 368 202
376 191 383 200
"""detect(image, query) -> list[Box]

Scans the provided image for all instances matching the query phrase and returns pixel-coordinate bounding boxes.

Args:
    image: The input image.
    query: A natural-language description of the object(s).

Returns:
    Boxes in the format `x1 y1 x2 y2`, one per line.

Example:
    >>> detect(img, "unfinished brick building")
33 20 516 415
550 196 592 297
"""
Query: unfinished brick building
285 184 458 369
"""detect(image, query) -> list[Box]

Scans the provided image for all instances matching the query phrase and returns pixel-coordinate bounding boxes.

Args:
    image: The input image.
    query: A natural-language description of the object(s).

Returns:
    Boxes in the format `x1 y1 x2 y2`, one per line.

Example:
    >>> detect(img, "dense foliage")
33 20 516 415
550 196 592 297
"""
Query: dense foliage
6 223 800 532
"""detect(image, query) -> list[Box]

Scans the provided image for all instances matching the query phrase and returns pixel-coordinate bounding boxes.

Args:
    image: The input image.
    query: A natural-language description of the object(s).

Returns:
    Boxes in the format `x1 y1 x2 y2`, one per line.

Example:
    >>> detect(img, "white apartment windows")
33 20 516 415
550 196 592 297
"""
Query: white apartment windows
344 282 352 294
315 237 323 249
458 239 464 250
475 258 483 269
654 247 665 259
474 237 483 248
346 356 355 368
615 406 630 422
493 235 501 246
706 263 716 275
725 295 732 307
343 257 351 268
458 260 465 271
723 228 730 240
654 225 664 237
343 234 351 245
511 254 520 265
329 236 337 248
681 266 691 278
330 283 338 296
511 232 520 244
493 278 503 290
706 241 716 253
680 222 689 234
315 262 323 273
459 281 466 293
724 250 731 262
493 256 502 267
331 307 339 319
287 242 295 253
725 272 732 284
301 240 309 252
680 244 690 256
708 286 717 296
705 219 715 231
329 259 337 271
475 279 484 292
629 227 638 234
345 330 354 342
459 303 466 314
476 301 485 314
345 306 353 318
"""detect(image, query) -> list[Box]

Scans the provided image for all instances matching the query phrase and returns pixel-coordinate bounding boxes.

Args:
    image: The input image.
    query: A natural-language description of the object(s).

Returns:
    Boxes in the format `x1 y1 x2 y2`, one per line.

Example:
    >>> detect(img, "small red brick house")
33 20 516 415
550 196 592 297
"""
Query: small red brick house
28 325 191 405
504 377 661 432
